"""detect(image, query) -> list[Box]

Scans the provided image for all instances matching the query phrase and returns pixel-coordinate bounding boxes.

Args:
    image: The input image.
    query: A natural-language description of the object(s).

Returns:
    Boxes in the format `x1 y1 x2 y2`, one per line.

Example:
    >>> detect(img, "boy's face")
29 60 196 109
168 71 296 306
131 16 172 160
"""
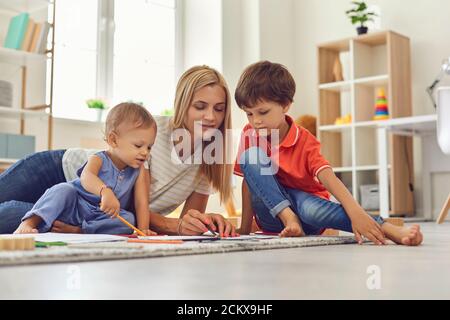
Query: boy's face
243 100 290 136
110 124 157 169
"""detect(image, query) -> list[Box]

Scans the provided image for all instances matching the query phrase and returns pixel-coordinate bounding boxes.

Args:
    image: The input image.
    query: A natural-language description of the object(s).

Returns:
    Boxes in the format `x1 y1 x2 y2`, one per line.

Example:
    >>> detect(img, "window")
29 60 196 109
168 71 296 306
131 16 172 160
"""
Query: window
52 0 178 121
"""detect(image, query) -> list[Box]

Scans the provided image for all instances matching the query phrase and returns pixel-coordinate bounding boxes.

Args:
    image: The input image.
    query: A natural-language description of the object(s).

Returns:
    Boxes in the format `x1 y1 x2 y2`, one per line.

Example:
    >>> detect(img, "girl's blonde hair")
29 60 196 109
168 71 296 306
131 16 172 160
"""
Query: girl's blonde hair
105 102 155 139
172 65 233 204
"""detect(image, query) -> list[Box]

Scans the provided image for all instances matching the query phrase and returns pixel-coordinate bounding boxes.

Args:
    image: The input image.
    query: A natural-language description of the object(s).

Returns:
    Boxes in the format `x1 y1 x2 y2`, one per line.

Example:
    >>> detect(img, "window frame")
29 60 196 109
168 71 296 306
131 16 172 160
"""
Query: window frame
53 0 182 122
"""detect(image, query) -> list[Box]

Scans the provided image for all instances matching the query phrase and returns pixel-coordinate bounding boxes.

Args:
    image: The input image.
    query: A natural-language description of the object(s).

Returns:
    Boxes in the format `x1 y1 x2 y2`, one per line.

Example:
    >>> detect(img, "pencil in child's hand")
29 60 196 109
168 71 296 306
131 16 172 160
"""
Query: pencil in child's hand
116 215 147 236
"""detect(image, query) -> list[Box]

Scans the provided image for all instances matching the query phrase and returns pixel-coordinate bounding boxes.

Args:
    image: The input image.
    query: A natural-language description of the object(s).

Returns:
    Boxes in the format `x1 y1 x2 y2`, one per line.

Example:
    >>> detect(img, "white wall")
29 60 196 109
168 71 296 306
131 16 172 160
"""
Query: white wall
182 0 222 71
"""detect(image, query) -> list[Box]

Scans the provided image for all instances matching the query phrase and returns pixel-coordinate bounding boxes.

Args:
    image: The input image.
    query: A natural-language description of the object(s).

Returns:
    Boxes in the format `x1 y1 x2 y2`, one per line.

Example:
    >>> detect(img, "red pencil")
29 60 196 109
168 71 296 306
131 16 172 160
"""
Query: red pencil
127 239 184 244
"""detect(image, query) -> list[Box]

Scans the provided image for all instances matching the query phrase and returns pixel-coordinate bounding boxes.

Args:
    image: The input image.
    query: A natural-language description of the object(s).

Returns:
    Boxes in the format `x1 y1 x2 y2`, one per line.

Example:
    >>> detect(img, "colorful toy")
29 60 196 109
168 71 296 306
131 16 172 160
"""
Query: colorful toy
334 114 352 125
374 88 389 120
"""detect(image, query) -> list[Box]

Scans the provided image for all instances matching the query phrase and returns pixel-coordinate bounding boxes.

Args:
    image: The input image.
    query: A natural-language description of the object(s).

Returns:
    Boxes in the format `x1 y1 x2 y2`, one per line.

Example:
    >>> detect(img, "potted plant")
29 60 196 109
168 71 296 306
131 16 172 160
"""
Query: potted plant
86 98 107 122
346 1 377 35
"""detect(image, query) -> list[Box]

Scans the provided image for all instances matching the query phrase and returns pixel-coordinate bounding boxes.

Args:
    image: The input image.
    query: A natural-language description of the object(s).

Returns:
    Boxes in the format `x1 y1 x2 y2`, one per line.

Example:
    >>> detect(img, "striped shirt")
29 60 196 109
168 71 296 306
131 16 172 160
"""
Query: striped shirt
62 116 214 215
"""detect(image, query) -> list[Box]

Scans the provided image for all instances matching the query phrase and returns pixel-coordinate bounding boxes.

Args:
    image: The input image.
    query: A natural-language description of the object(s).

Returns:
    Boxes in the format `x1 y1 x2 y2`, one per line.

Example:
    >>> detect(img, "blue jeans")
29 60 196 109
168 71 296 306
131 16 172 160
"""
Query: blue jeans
239 147 384 235
0 150 66 233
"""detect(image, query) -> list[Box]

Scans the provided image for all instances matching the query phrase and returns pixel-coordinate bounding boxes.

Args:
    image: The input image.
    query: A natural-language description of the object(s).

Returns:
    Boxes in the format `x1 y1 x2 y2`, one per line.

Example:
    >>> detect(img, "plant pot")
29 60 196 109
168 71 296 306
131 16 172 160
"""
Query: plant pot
357 26 368 35
95 109 104 122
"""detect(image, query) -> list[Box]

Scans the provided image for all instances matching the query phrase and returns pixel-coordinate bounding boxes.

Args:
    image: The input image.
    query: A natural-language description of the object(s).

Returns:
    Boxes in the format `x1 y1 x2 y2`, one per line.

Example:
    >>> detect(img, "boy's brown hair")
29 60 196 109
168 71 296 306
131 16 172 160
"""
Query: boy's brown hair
105 102 155 138
235 60 296 109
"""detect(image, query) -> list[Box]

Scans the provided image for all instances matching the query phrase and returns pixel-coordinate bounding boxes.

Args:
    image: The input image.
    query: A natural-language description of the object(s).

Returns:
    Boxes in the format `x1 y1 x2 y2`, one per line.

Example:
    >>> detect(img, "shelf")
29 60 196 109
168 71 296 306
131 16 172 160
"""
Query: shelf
334 167 353 173
0 106 49 118
0 0 49 15
0 158 18 164
354 74 389 86
356 165 379 171
318 39 350 52
319 124 352 132
0 47 48 64
319 80 351 92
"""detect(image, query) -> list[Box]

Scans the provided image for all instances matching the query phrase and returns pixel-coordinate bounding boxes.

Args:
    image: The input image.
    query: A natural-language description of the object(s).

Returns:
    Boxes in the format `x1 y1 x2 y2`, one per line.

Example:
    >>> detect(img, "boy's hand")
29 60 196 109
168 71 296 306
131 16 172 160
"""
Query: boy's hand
100 188 120 218
350 209 386 245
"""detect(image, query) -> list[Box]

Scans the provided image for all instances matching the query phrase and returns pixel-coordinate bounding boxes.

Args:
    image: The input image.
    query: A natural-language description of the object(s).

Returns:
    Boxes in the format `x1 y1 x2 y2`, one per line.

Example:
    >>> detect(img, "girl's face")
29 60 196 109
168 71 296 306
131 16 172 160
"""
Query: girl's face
184 84 227 142
110 124 157 169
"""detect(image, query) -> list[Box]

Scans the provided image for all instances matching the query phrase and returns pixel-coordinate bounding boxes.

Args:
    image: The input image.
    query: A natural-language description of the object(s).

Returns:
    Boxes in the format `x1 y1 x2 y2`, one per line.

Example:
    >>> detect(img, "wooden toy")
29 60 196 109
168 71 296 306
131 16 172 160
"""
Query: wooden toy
0 235 35 251
374 88 389 120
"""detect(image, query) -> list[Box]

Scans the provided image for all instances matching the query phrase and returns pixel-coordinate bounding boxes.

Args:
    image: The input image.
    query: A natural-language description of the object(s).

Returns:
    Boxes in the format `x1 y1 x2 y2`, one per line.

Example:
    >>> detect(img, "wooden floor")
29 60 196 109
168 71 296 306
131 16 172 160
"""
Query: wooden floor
0 222 449 299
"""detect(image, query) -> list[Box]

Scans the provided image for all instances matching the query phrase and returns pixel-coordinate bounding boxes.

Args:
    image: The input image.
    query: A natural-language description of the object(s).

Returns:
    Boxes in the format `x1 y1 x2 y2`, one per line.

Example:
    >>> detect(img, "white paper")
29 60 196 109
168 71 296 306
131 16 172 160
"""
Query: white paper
34 233 127 244
138 233 278 241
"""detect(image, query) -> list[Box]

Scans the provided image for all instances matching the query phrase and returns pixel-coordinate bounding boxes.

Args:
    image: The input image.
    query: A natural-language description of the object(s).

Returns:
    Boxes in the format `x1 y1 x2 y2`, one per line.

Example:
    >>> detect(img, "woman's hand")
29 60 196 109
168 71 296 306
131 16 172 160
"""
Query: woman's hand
141 229 158 236
178 209 238 237
350 208 386 245
100 188 120 218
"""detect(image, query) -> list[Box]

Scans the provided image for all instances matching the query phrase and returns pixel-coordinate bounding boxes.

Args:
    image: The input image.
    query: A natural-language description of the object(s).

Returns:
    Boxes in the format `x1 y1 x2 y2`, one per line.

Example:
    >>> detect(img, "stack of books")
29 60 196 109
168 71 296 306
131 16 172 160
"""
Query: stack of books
3 12 51 54
0 80 13 108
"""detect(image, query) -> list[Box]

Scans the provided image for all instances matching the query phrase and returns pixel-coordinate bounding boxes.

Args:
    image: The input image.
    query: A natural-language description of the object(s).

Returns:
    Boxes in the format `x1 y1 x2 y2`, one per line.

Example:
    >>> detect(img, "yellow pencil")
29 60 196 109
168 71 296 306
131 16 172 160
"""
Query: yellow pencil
116 215 146 236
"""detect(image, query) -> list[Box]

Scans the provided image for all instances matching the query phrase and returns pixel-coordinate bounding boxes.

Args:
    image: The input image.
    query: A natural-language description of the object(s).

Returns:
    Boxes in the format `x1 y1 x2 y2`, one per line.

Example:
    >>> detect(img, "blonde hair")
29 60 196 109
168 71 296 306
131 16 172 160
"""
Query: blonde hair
105 102 155 138
172 65 233 204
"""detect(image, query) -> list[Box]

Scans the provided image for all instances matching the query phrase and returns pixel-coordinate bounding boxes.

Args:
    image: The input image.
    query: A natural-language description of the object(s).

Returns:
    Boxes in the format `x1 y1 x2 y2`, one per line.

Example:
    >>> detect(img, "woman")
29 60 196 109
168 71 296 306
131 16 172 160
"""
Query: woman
0 65 236 237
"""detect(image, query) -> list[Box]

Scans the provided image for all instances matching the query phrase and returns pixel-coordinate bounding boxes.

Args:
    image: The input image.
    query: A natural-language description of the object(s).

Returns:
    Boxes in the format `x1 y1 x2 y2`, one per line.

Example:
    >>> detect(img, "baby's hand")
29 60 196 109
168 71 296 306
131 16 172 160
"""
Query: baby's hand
100 188 120 218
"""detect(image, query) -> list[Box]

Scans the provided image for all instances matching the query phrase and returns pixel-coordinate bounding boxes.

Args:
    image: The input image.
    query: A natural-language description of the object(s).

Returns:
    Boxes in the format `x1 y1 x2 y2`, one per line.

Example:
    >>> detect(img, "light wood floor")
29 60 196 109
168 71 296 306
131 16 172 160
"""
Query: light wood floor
0 222 449 299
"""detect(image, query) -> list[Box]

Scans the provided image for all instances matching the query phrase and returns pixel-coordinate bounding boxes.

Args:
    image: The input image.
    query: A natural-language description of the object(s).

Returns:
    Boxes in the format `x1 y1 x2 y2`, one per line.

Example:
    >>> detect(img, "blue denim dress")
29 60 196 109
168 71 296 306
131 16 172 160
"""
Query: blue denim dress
21 151 140 234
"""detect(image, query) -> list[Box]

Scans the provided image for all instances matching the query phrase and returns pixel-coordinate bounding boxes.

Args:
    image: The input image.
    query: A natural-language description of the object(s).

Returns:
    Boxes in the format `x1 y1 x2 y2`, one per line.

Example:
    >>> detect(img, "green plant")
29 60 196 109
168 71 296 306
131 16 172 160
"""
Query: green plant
161 108 174 116
86 99 107 110
346 1 377 28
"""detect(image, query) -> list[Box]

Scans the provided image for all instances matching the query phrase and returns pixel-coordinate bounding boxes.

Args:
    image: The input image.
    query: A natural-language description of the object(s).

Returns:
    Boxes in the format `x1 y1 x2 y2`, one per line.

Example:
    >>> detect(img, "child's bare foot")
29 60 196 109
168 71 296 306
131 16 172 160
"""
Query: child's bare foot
278 208 305 238
14 216 41 234
51 220 82 234
280 223 305 237
382 223 423 246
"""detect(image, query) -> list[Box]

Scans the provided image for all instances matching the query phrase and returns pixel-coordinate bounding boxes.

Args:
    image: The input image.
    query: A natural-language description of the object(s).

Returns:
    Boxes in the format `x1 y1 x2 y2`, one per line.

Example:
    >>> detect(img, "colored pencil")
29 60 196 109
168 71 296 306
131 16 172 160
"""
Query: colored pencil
127 239 184 244
116 215 147 236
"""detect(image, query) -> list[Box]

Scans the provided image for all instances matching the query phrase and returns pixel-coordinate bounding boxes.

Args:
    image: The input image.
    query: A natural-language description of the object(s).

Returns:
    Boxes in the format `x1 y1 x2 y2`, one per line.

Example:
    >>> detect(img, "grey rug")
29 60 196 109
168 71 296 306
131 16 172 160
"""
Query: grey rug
0 236 357 267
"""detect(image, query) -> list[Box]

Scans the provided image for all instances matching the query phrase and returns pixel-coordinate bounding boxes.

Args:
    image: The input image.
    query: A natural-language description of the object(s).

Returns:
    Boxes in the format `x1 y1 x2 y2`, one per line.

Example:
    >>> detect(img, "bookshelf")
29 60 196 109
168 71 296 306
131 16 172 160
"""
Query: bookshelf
0 0 55 165
317 30 414 216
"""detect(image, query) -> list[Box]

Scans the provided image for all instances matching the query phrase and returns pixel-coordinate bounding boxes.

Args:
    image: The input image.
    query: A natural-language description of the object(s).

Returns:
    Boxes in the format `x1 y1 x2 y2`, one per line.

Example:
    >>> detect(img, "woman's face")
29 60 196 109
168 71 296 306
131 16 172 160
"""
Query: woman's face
184 84 227 141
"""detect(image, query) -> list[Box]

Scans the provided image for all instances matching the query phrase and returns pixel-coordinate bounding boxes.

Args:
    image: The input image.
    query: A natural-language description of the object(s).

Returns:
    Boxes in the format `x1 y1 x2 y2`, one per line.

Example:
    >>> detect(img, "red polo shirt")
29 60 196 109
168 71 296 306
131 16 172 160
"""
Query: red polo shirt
234 115 331 200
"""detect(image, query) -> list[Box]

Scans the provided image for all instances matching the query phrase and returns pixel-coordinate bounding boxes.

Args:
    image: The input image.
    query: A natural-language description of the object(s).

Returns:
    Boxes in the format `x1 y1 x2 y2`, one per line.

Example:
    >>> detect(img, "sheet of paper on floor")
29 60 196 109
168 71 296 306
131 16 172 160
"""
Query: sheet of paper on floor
34 233 126 244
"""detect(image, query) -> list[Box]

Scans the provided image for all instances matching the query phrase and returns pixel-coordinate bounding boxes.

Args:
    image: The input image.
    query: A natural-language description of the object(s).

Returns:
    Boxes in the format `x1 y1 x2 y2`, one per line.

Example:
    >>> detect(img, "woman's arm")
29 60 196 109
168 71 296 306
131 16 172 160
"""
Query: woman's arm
236 181 254 235
133 166 156 235
317 167 386 245
145 192 209 235
180 191 209 217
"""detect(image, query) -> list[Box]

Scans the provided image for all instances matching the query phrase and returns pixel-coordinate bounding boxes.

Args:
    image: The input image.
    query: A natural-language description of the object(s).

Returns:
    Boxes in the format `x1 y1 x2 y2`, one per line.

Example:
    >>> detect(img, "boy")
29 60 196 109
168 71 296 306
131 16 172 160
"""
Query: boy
234 61 422 246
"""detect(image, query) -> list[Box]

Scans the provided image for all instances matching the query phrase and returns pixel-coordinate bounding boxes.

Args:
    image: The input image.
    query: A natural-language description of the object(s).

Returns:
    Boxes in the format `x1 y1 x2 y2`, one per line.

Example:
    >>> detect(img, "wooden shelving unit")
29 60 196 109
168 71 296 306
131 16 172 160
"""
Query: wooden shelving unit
0 0 55 167
317 30 414 216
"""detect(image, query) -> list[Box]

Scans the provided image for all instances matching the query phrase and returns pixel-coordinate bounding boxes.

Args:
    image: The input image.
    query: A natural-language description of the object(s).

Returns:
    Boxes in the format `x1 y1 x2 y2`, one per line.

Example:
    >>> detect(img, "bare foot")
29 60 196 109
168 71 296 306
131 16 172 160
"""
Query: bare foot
14 216 41 234
280 223 305 237
382 223 423 246
51 220 82 234
278 208 305 238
